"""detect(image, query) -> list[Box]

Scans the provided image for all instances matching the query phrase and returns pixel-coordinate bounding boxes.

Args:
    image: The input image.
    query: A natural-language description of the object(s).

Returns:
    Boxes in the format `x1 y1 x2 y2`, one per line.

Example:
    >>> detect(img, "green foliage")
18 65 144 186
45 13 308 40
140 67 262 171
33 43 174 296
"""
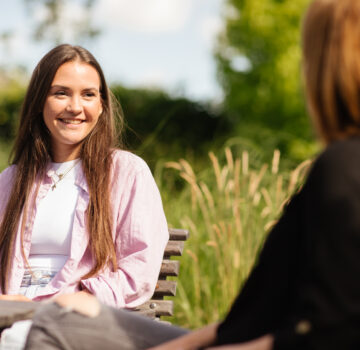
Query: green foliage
111 85 230 168
216 0 314 160
0 69 26 141
158 147 312 328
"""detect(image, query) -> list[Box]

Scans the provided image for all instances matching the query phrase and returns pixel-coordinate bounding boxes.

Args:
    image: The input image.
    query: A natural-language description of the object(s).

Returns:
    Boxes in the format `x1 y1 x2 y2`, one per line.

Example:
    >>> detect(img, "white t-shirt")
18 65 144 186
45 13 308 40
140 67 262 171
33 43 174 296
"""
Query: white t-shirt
20 159 81 298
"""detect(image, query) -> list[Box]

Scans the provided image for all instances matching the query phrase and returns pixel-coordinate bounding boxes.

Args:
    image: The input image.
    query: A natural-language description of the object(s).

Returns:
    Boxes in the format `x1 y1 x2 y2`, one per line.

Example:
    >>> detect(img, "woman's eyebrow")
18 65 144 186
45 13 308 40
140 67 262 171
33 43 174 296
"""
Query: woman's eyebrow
82 87 100 92
50 85 70 90
50 85 100 91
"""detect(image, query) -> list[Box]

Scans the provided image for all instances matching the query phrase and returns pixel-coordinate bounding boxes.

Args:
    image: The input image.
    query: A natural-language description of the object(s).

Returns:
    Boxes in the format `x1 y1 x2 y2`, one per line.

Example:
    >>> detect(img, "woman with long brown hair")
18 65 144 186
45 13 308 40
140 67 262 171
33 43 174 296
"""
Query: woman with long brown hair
0 44 169 307
18 0 360 349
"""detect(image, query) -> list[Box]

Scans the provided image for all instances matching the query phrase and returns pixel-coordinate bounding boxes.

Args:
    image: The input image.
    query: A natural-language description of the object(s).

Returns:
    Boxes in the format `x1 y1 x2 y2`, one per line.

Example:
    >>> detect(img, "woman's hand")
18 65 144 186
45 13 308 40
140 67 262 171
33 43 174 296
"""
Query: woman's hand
0 294 32 302
54 291 101 318
205 334 274 350
148 323 219 350
148 328 273 350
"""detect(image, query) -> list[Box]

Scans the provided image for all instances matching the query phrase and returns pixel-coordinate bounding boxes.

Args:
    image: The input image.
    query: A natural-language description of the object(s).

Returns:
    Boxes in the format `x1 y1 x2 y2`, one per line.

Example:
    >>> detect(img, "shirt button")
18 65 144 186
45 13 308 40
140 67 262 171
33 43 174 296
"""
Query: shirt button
295 320 312 335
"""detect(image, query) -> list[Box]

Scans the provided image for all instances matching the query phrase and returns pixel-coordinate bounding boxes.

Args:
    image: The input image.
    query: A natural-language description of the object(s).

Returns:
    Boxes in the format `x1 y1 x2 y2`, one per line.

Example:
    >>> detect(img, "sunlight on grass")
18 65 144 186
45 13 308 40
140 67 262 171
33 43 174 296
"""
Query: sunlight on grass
160 147 312 328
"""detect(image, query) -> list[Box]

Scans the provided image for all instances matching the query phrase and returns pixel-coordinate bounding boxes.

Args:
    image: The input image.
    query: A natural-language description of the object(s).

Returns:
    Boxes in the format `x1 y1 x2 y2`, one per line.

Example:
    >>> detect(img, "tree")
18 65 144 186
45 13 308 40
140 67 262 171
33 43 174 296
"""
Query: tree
24 0 100 44
216 0 316 161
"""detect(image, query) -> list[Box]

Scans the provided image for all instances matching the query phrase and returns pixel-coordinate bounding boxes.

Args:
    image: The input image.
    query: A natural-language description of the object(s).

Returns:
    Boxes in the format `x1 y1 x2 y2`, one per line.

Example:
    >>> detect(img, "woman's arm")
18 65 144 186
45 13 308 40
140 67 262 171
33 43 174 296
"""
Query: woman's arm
54 291 101 317
79 154 169 308
206 335 273 350
147 326 273 350
148 323 219 350
0 295 32 302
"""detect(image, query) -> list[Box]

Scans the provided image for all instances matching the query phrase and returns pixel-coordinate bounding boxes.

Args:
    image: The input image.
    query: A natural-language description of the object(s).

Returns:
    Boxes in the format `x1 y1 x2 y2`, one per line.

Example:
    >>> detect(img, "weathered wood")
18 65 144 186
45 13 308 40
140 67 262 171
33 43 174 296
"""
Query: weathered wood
131 308 156 319
164 241 184 257
133 228 189 321
154 280 177 297
134 300 174 317
169 228 189 241
160 259 179 277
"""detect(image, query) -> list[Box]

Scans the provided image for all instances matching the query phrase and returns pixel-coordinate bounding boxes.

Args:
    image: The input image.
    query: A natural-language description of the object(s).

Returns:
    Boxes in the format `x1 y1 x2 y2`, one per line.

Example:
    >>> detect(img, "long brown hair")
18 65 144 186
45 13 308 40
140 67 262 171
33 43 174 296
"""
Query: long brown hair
0 44 123 292
302 0 360 144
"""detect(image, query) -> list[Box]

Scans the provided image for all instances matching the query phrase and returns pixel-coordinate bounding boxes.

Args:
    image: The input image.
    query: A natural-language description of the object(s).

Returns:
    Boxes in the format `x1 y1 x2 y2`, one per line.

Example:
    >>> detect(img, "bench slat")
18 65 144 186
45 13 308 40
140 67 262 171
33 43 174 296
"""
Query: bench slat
160 259 179 277
154 280 177 297
135 300 174 317
168 228 189 241
132 228 189 321
131 308 156 319
164 241 184 256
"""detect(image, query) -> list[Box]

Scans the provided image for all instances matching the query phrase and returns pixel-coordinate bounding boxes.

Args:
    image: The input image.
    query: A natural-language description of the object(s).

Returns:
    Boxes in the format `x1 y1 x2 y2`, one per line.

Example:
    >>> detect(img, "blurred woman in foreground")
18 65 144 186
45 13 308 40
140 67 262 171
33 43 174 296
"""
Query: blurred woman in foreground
22 0 360 348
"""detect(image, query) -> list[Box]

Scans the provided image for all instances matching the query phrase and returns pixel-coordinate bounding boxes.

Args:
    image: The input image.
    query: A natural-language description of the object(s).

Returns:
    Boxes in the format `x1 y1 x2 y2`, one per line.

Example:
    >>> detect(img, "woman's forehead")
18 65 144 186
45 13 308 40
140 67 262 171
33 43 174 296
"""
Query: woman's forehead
51 61 101 90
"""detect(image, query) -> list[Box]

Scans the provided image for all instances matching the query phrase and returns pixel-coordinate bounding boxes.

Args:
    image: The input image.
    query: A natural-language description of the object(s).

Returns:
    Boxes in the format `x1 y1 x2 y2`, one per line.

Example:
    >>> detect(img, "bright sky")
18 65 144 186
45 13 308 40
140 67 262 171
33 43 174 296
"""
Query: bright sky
0 0 224 102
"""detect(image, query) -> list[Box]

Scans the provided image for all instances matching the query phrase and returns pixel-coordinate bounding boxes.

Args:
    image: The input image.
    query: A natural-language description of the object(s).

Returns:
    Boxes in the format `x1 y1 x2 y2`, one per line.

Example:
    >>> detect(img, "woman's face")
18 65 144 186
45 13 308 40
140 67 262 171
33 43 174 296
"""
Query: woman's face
43 60 103 162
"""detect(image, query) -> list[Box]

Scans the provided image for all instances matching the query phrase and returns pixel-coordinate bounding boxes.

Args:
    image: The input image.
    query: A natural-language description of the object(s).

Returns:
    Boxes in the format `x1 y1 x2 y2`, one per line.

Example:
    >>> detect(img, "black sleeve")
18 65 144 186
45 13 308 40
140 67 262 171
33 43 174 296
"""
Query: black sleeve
274 139 360 349
216 138 360 349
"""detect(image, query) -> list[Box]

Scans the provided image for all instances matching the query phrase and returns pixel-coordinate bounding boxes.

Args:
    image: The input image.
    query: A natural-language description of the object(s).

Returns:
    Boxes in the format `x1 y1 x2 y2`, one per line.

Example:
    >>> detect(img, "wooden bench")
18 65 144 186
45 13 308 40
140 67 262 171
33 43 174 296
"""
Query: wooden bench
0 228 189 329
132 228 189 321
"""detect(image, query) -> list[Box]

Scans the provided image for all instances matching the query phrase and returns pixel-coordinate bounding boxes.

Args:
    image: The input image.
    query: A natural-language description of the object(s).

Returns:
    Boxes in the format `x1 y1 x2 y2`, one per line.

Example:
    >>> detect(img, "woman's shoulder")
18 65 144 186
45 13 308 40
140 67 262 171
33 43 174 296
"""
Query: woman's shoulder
314 137 360 171
110 149 151 174
0 165 16 185
307 137 360 189
0 165 16 205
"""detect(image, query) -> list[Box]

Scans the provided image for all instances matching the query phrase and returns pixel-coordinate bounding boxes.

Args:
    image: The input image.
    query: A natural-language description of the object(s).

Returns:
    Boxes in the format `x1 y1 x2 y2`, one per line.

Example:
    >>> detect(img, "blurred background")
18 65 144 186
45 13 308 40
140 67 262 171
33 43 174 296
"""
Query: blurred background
0 0 316 328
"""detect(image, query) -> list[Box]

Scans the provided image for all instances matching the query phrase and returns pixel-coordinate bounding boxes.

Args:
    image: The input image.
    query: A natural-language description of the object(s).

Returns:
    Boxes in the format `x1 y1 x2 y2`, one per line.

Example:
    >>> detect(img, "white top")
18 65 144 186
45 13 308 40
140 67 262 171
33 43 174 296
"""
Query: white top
28 159 81 272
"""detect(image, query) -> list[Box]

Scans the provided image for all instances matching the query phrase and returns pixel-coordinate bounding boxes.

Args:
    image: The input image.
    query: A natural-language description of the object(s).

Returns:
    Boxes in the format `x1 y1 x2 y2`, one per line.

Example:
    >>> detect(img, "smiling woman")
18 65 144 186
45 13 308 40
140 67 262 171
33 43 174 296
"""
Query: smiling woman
0 44 169 311
43 61 103 162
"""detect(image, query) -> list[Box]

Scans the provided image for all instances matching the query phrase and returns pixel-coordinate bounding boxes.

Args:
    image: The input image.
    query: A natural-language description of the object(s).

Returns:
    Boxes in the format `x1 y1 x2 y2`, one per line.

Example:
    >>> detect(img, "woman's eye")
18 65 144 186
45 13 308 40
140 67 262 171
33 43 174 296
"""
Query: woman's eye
54 91 66 96
84 92 96 98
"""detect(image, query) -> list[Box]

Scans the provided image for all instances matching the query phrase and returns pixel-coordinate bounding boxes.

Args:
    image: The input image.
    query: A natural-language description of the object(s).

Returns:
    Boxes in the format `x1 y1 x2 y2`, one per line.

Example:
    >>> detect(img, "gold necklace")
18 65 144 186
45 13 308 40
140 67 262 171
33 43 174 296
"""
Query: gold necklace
51 159 80 190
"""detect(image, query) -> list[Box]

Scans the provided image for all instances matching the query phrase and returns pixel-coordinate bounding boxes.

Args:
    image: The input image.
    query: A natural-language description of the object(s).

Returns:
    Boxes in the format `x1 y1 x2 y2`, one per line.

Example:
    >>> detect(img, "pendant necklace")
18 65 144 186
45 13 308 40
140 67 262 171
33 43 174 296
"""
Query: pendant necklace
51 159 80 190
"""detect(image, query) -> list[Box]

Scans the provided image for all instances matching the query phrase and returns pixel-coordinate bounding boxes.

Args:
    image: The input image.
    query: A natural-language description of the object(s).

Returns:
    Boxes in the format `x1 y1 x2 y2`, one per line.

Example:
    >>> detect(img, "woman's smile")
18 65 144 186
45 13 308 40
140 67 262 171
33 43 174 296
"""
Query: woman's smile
58 118 84 125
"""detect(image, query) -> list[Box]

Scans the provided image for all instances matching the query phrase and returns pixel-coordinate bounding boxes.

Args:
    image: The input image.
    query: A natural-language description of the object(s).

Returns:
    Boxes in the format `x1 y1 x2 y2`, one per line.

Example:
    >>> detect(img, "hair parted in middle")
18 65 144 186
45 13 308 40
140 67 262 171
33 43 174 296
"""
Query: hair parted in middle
302 0 360 144
0 44 124 293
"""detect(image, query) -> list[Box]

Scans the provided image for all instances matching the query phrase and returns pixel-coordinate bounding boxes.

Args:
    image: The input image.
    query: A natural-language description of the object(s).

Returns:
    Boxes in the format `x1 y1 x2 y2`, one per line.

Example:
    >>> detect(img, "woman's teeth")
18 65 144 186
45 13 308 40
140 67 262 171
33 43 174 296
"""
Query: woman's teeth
60 119 82 124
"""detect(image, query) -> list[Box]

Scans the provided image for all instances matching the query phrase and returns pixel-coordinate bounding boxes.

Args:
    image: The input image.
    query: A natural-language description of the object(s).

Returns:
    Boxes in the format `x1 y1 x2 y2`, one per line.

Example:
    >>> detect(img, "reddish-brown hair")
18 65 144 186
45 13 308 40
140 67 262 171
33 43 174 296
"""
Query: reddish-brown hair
302 0 360 144
0 44 123 292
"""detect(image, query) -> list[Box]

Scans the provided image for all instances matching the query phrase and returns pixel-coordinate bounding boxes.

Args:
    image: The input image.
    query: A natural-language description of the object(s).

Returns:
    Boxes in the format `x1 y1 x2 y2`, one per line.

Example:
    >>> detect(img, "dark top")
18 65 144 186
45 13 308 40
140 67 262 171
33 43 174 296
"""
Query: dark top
216 137 360 349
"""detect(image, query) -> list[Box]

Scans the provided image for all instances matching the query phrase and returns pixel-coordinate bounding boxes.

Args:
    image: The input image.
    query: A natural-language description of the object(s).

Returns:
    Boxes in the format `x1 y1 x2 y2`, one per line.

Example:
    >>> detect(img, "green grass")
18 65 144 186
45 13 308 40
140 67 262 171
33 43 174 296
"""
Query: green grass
159 147 312 328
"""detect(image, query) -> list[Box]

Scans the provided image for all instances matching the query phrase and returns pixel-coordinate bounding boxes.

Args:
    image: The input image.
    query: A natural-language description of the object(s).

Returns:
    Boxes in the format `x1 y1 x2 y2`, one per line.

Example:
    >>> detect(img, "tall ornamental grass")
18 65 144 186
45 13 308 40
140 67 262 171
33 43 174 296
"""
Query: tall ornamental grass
161 148 312 328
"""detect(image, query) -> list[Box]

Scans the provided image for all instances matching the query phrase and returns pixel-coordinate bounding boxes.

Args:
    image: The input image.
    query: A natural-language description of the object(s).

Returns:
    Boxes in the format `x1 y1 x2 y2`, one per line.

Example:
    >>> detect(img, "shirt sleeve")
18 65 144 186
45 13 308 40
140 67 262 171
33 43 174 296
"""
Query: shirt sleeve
80 160 169 308
0 166 16 217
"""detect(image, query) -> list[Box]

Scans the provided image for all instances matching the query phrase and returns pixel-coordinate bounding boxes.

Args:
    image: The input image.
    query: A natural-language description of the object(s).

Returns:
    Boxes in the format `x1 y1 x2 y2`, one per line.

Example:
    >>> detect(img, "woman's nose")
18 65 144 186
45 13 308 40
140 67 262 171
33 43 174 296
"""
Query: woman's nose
66 95 82 114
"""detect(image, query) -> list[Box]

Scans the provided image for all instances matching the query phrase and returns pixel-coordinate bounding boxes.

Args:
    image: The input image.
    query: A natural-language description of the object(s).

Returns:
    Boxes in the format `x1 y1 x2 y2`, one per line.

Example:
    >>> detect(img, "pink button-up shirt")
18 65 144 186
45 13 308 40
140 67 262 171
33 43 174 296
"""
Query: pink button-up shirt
0 150 169 308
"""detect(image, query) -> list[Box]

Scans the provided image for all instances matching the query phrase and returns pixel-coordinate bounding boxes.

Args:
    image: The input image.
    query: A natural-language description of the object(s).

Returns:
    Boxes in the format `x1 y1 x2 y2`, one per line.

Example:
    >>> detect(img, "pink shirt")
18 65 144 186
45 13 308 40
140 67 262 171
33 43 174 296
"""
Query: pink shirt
0 150 169 308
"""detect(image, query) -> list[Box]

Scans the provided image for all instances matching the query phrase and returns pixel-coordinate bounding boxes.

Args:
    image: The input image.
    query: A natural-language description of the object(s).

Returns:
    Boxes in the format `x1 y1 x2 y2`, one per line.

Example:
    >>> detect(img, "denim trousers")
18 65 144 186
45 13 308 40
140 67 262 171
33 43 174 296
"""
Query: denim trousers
24 303 188 350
